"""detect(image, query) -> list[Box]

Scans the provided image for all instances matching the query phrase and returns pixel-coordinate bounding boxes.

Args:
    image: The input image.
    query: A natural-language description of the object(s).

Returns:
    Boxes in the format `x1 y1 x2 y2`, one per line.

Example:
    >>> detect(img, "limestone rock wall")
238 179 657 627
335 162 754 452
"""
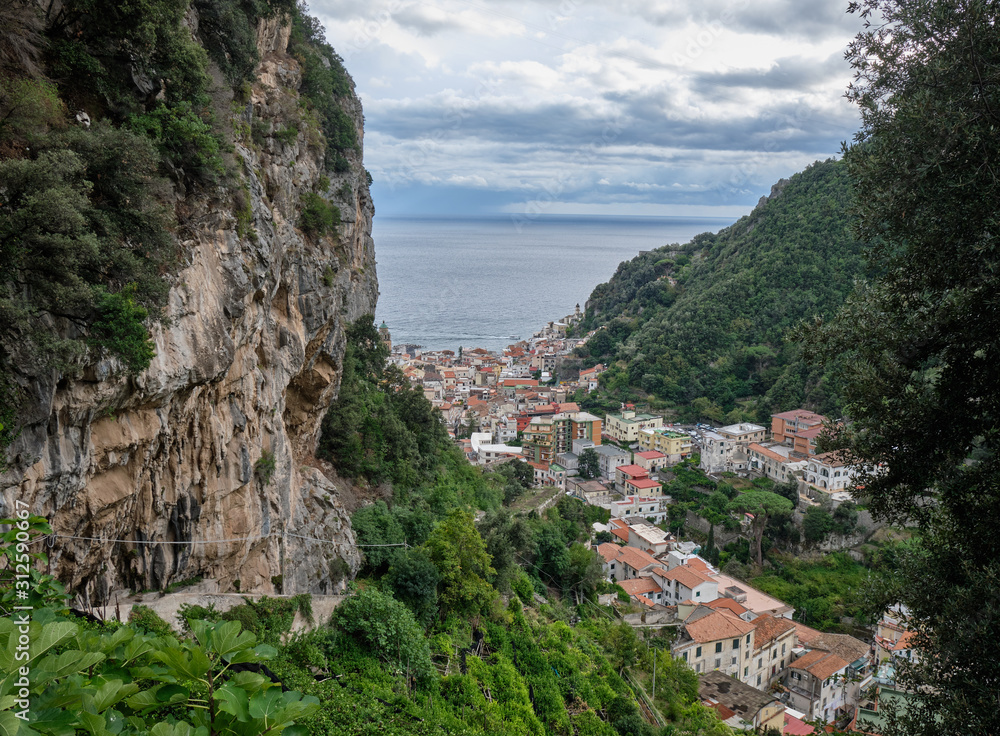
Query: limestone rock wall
0 16 377 603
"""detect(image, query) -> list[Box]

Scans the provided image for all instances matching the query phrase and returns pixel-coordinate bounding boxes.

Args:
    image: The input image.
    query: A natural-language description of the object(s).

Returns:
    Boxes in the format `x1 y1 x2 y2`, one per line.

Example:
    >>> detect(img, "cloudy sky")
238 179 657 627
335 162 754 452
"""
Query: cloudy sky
309 0 864 218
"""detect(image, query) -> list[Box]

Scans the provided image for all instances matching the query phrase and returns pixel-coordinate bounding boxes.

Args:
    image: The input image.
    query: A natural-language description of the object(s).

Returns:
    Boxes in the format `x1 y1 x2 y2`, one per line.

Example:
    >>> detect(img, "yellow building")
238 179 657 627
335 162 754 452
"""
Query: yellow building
604 410 663 443
637 427 693 463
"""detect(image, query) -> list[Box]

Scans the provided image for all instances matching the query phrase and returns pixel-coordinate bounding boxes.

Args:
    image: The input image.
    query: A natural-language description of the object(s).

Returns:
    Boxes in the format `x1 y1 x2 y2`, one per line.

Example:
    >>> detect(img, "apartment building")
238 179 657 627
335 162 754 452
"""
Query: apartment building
604 410 663 443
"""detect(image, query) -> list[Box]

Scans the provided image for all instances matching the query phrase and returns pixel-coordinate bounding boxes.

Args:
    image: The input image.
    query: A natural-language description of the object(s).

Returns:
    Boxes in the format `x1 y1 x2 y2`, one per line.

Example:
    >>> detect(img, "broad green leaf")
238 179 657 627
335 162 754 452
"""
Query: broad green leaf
206 621 257 660
33 650 105 682
251 644 277 659
76 710 111 736
27 708 75 736
228 671 267 692
155 684 189 703
247 688 283 721
90 679 137 712
282 726 311 736
0 711 25 736
215 684 251 723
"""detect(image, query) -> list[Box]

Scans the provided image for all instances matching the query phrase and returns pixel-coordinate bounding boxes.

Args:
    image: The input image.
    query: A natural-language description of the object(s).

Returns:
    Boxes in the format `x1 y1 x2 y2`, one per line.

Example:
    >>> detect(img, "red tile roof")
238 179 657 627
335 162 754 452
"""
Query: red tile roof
705 597 749 617
595 543 622 563
789 649 848 681
635 450 666 459
751 614 797 649
660 565 713 589
628 478 663 490
617 464 648 477
616 547 660 573
684 609 755 643
619 578 661 596
784 713 816 735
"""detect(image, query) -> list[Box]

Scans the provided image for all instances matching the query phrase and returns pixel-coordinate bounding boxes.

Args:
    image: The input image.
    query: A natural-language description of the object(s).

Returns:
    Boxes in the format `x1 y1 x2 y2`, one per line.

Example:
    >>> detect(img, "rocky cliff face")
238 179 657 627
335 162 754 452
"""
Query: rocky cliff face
0 15 377 603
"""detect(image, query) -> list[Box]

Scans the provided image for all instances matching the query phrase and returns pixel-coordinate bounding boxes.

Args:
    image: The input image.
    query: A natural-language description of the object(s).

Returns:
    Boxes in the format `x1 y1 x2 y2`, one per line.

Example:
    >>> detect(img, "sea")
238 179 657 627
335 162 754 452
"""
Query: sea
373 214 736 353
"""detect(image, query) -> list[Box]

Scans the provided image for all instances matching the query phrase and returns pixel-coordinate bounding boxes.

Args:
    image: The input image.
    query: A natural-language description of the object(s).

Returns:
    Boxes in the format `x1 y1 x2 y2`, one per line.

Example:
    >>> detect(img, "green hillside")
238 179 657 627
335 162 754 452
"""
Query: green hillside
576 159 863 422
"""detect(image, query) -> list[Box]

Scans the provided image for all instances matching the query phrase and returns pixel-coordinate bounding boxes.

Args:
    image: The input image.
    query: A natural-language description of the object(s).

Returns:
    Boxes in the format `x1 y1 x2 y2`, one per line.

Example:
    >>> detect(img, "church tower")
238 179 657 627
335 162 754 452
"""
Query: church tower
378 321 392 352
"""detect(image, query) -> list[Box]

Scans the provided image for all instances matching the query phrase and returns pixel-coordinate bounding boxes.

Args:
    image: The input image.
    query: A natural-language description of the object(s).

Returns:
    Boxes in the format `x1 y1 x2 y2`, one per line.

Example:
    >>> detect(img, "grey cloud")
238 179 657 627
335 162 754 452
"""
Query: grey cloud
690 52 847 96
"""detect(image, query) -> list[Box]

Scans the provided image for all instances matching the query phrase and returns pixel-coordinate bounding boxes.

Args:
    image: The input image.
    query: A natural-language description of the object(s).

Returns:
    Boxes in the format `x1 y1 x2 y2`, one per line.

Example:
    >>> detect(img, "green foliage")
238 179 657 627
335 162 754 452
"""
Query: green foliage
386 548 441 626
89 285 156 373
0 121 172 391
298 192 340 237
129 604 175 637
318 316 453 489
424 509 496 620
255 449 277 485
804 4 1000 732
331 586 434 683
581 159 862 419
128 102 225 184
288 4 358 170
578 447 601 479
193 0 294 88
748 551 871 632
726 490 793 566
0 78 64 143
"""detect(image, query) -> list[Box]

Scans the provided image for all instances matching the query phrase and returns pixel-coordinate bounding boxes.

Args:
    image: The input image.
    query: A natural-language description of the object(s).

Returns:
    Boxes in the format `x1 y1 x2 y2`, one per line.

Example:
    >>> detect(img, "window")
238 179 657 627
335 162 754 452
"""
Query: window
682 652 688 662
715 642 723 653
782 644 786 655
757 658 763 668
757 675 761 686
744 666 748 677
732 639 739 650
781 659 785 668
746 634 751 645
695 591 701 598
732 656 737 665
715 658 721 669
695 663 701 673
696 647 702 658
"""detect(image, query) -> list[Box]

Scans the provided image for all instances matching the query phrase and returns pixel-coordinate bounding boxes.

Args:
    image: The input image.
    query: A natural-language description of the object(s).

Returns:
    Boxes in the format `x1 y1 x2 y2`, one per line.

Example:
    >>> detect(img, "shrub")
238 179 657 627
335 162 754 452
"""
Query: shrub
255 449 277 485
88 286 156 374
129 102 225 184
128 604 173 637
298 192 340 236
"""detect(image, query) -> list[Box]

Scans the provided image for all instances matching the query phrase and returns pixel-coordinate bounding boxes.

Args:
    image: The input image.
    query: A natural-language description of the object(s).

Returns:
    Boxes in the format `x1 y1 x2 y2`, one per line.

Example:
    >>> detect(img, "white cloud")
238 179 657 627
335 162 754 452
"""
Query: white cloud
311 0 863 216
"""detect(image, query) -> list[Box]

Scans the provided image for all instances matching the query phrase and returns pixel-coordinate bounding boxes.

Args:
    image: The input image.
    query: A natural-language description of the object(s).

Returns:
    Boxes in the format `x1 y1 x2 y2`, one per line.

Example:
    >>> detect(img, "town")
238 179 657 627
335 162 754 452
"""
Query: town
378 313 906 734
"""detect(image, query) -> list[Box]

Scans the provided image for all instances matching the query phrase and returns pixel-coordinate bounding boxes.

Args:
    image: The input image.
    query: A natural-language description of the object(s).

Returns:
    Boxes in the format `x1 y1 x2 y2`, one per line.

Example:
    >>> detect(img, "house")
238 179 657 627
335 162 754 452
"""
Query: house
592 444 630 480
618 577 665 606
627 523 672 556
522 412 603 464
747 443 808 484
717 422 768 445
594 542 624 579
633 450 667 473
803 451 857 494
615 463 648 490
699 671 786 732
610 496 668 524
579 364 604 393
612 546 660 580
604 410 663 443
784 632 871 726
784 649 851 724
792 425 824 456
748 614 798 690
770 409 826 444
625 476 663 496
673 607 756 681
637 428 693 464
652 565 718 606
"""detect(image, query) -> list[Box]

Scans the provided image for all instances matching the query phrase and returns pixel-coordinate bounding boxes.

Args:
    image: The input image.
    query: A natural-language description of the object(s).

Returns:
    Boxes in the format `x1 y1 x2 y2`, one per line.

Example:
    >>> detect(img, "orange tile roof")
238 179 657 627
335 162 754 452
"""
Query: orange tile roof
772 409 826 422
595 543 622 563
635 450 666 459
685 557 712 574
628 478 662 490
789 649 848 681
705 597 749 617
684 609 755 643
616 546 660 572
617 464 648 476
892 630 917 651
751 614 797 649
635 594 656 607
661 565 713 589
791 621 824 647
619 578 661 596
612 527 630 543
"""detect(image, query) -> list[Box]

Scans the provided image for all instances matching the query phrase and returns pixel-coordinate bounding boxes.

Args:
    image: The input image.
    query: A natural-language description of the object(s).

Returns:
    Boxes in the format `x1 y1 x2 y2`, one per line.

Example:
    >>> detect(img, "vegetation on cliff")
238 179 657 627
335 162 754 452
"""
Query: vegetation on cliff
573 158 864 423
0 0 360 465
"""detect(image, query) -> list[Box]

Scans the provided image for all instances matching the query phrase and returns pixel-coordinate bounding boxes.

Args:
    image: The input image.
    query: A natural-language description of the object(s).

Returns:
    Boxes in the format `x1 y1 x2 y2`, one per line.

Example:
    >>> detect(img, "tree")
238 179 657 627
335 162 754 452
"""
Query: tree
806 3 1000 733
578 448 600 479
726 491 792 566
386 547 441 626
802 505 834 545
423 508 496 620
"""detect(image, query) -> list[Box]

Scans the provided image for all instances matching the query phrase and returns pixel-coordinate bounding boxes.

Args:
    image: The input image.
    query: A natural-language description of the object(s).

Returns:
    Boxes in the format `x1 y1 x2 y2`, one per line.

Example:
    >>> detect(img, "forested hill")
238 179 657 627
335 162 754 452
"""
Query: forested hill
577 159 863 423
